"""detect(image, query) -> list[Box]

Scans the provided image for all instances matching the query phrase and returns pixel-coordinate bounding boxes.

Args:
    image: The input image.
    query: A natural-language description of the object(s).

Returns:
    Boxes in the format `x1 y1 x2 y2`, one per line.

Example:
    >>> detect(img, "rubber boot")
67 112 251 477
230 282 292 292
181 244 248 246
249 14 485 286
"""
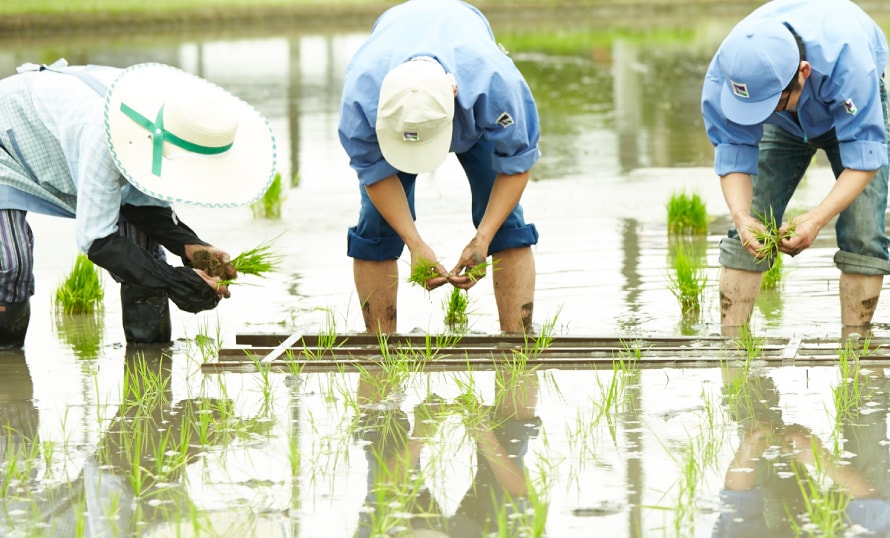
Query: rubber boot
0 300 30 349
120 283 171 344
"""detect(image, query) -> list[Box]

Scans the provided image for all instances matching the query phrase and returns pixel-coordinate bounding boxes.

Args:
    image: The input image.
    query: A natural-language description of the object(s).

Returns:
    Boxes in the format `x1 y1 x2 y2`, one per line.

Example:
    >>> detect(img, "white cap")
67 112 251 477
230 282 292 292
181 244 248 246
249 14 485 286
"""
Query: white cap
375 58 454 174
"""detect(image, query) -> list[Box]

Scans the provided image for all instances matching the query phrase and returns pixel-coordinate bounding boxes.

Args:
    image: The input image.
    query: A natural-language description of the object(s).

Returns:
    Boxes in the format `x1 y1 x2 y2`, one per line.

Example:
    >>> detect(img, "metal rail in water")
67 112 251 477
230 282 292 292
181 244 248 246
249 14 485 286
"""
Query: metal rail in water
202 333 890 373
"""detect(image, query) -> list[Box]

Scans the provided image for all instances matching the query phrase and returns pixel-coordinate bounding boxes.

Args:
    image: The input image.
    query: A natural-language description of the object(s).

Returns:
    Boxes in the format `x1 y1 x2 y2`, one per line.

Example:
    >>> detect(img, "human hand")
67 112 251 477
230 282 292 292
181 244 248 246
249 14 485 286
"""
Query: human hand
185 245 237 280
448 238 490 290
783 424 823 465
736 420 775 461
409 246 449 291
738 213 771 259
777 214 817 257
193 269 231 299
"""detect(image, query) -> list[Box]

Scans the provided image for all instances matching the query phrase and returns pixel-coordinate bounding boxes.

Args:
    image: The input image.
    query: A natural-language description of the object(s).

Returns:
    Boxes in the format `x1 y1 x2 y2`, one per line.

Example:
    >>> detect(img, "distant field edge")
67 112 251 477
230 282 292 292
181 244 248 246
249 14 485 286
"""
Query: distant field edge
0 1 826 37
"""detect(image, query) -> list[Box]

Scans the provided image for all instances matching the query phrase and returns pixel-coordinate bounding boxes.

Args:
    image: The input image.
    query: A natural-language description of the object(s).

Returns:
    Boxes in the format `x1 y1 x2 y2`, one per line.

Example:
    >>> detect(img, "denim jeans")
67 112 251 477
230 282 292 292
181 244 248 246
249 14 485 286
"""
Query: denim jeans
347 137 539 261
719 79 890 276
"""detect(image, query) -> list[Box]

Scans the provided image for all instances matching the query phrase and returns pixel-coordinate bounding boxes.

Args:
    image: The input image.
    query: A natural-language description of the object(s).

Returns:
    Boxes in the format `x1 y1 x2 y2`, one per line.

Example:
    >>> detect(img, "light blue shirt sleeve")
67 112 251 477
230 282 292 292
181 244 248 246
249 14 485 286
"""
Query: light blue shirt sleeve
32 68 171 254
701 57 763 177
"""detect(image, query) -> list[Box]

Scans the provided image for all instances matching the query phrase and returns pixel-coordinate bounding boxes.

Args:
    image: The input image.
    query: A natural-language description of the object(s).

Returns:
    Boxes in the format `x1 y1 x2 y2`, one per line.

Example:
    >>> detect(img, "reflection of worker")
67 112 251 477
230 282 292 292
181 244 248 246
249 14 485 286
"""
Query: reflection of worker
338 0 541 334
700 0 889 333
0 346 243 535
714 371 890 535
354 370 541 537
0 349 41 533
0 59 277 346
81 347 234 535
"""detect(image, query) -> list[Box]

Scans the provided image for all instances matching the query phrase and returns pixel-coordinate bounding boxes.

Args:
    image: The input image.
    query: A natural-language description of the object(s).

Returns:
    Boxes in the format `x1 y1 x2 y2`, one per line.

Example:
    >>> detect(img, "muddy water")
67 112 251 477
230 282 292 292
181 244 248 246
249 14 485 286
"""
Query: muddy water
1 7 890 537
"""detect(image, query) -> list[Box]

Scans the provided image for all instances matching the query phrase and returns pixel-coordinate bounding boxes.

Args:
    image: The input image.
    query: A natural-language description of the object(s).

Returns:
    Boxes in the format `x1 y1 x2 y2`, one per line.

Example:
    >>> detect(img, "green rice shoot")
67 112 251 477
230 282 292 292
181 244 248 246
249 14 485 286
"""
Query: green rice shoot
667 243 707 314
251 171 284 219
223 236 284 285
55 253 104 315
463 259 494 282
666 191 708 236
408 256 439 288
761 252 784 290
443 287 469 330
750 208 796 263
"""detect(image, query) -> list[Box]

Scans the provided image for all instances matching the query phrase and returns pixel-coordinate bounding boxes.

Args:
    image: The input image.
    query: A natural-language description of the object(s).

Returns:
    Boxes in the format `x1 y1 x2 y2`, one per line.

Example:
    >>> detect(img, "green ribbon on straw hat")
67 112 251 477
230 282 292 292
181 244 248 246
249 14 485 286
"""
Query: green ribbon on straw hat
119 102 234 176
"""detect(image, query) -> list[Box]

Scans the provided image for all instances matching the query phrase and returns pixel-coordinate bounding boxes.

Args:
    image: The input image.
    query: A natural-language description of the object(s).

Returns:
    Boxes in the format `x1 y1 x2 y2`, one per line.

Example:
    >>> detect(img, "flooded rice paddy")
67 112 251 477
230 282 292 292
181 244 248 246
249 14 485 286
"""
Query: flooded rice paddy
3 6 890 537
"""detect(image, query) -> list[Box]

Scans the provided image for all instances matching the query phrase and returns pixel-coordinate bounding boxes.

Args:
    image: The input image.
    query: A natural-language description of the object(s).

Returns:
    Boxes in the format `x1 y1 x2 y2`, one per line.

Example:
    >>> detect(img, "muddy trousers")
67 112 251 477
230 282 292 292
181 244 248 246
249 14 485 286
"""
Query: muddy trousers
0 209 171 346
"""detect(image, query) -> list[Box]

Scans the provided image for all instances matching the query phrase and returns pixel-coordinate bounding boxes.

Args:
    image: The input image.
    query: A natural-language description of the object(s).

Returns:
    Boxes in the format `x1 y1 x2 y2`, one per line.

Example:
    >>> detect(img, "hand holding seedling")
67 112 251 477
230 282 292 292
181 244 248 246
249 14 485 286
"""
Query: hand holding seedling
737 212 770 259
776 214 814 257
185 245 235 298
409 248 449 290
744 208 797 261
449 238 490 289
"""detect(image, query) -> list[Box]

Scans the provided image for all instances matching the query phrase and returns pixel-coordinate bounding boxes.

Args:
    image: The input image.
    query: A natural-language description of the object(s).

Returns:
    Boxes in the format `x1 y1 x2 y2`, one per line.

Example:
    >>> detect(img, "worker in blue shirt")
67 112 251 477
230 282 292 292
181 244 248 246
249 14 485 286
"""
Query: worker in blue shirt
701 0 889 334
0 61 277 347
338 0 541 335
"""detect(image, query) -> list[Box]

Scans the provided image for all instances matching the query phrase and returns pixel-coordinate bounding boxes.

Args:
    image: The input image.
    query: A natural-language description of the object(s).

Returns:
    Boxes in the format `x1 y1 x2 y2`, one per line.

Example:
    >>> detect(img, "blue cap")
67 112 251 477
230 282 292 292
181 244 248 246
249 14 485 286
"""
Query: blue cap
717 19 800 125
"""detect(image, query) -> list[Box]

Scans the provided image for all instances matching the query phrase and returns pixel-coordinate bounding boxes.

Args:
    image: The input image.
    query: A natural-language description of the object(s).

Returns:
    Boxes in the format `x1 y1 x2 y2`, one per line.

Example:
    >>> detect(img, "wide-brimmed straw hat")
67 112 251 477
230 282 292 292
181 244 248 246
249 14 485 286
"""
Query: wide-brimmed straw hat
104 63 277 207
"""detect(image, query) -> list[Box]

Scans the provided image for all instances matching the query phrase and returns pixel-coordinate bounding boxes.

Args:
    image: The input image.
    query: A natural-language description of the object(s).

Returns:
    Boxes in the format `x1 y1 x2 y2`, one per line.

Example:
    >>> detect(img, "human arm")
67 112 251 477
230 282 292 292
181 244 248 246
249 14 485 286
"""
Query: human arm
364 175 450 290
119 204 236 296
720 172 772 259
778 168 877 255
449 170 530 289
724 421 773 491
463 410 528 497
784 424 880 499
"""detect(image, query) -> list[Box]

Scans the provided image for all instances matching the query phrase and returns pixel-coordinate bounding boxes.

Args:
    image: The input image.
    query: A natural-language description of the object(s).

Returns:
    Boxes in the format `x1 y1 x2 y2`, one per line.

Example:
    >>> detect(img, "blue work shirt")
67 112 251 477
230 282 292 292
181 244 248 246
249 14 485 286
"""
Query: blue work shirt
701 0 889 177
338 0 541 186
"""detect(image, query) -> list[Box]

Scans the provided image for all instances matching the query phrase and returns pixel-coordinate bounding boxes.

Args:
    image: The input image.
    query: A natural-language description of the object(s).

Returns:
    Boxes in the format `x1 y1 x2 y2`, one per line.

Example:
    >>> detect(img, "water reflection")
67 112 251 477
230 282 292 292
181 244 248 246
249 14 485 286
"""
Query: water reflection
717 367 890 536
354 369 542 538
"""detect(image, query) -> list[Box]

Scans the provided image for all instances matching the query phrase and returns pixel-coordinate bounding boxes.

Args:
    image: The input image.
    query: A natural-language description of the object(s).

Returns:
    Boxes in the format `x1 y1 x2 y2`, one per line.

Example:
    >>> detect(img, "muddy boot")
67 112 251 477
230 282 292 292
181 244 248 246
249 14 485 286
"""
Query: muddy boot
0 300 30 349
120 284 171 344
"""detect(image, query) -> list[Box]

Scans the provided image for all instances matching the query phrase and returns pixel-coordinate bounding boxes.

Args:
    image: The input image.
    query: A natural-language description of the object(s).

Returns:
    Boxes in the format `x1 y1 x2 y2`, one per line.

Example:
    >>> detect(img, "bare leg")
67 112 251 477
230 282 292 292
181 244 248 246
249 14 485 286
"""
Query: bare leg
719 267 763 334
492 247 535 334
354 259 399 334
840 272 883 329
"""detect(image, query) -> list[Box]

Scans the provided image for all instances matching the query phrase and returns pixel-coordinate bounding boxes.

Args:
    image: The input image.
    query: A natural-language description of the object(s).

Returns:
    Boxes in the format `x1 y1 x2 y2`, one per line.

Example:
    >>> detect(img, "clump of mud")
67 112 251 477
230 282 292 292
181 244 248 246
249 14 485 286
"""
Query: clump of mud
191 250 226 278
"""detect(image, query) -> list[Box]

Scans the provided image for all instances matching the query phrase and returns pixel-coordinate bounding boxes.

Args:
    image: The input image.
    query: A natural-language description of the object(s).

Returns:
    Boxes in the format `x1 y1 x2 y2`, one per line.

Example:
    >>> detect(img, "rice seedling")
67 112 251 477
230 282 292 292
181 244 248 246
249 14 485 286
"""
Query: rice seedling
732 323 764 362
407 255 439 288
463 258 494 282
519 308 560 360
54 253 104 315
749 207 796 262
666 191 708 235
761 251 784 290
787 439 851 537
224 235 284 284
666 242 708 315
251 170 284 219
830 337 869 433
443 287 470 331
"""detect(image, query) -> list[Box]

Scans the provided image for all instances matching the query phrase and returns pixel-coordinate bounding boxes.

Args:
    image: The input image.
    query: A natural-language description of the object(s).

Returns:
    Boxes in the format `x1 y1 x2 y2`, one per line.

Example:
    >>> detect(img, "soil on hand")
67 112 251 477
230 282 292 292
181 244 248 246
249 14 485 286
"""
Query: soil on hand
191 249 226 278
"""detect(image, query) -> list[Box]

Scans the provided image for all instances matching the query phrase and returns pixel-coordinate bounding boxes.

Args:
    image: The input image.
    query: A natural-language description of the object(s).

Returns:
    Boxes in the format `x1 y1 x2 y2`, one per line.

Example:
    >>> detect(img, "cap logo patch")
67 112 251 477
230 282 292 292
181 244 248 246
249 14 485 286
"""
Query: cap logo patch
496 112 514 128
730 80 749 99
843 98 858 115
402 131 419 142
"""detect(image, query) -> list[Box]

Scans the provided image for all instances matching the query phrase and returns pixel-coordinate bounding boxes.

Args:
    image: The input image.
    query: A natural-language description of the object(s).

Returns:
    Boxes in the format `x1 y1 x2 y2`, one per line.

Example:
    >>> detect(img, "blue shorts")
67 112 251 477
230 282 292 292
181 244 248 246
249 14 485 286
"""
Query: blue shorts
719 79 890 275
347 138 539 261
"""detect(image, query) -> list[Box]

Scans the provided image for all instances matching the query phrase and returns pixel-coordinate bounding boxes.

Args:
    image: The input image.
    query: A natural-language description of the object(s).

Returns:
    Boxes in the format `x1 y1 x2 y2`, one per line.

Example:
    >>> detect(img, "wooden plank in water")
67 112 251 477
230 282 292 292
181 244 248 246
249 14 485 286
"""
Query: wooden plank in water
203 333 890 373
